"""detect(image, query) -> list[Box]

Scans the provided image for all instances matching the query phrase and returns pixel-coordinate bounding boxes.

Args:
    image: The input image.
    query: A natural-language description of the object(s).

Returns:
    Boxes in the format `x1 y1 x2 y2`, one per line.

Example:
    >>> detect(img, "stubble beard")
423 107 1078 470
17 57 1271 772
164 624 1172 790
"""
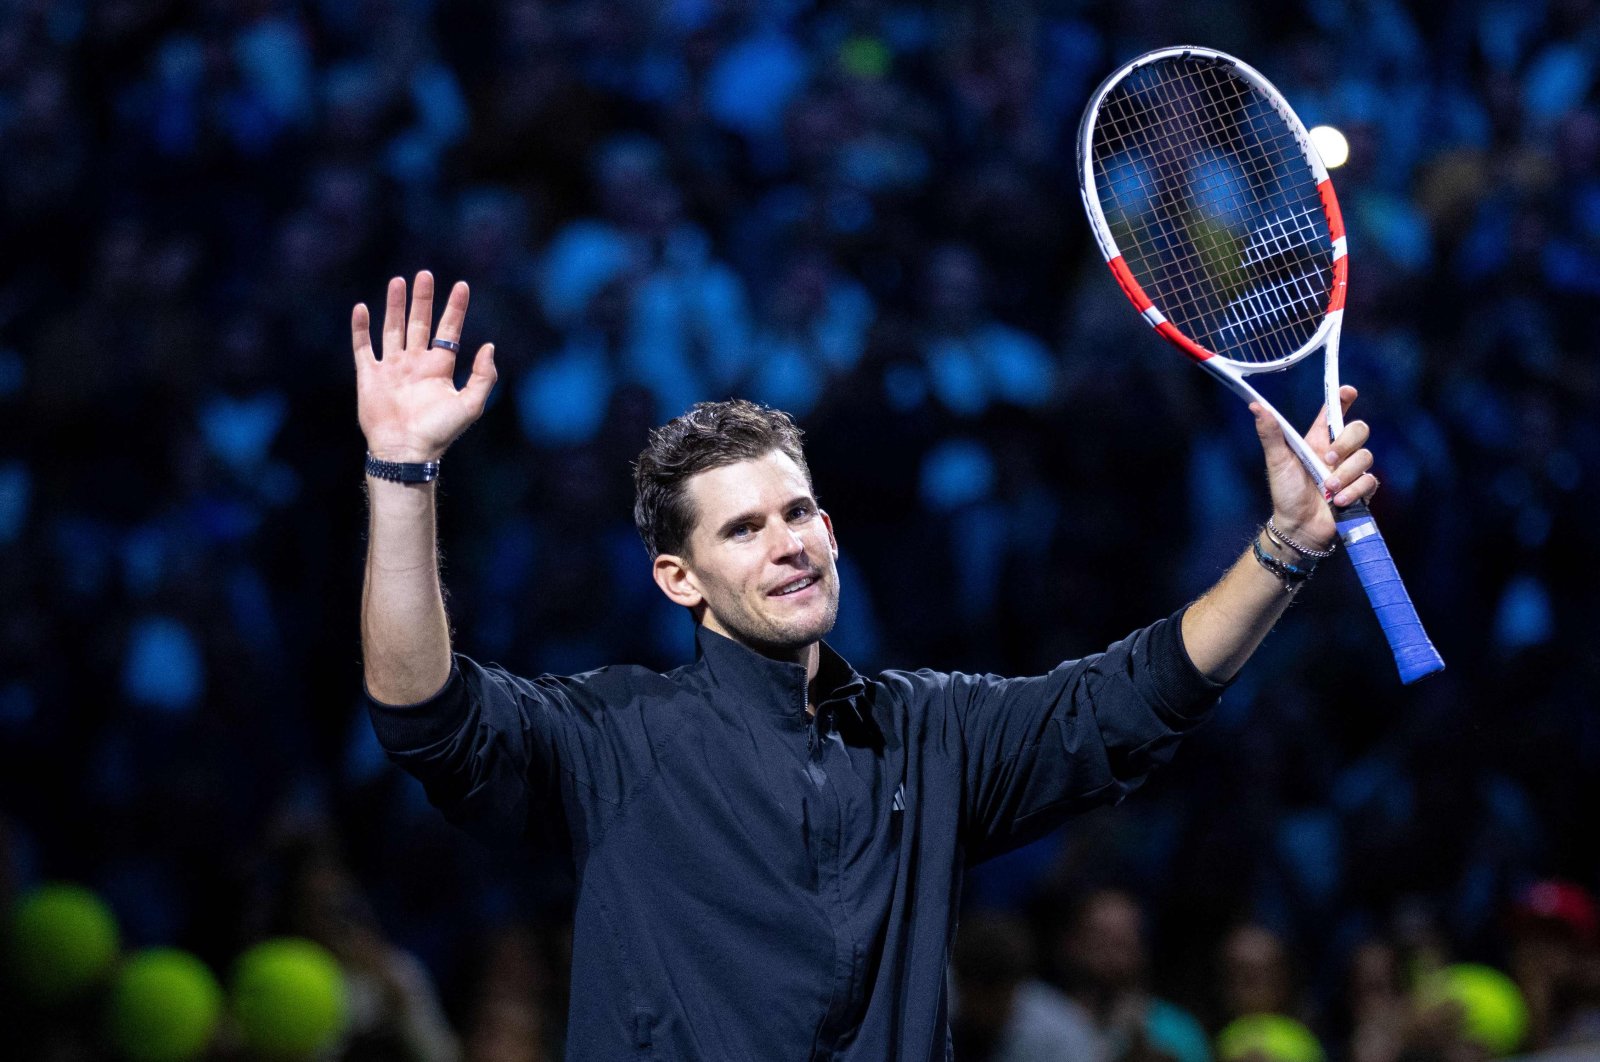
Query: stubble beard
713 568 841 654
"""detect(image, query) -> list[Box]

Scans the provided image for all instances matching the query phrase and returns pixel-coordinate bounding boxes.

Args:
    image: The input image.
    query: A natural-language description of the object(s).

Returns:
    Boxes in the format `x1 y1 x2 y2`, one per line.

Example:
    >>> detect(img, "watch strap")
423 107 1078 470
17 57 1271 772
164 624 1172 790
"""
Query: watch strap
365 452 441 483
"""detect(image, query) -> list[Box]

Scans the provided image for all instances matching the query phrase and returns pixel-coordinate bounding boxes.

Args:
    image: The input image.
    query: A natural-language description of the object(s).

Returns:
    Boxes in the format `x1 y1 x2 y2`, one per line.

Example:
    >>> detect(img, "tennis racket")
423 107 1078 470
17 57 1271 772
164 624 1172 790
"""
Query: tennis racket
1076 45 1443 684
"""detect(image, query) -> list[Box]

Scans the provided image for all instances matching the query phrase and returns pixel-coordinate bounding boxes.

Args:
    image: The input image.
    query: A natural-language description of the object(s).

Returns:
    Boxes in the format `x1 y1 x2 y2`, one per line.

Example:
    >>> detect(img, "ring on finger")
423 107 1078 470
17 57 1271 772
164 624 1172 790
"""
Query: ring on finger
431 337 461 353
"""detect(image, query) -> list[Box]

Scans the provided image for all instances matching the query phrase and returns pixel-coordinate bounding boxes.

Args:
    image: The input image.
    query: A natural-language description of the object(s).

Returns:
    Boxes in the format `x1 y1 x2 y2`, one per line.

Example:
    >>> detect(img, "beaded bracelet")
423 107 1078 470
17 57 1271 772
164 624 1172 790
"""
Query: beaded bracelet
1266 515 1336 559
1252 533 1314 592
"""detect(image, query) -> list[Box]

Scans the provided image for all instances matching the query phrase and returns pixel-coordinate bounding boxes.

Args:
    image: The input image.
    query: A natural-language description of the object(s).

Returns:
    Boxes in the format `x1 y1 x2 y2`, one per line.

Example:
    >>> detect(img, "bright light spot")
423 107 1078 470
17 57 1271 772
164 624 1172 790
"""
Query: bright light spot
1309 125 1350 169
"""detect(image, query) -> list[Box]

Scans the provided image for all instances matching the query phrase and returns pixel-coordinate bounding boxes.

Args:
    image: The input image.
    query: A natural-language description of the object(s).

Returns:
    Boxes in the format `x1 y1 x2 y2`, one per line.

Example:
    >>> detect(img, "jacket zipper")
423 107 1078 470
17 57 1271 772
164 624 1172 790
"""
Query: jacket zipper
805 687 815 757
806 684 819 758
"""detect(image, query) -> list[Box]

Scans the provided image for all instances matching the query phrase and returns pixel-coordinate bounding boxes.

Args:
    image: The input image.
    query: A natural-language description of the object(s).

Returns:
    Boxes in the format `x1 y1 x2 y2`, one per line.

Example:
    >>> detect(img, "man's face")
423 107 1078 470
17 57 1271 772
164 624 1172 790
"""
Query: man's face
1063 891 1144 990
1221 925 1291 1016
663 451 840 654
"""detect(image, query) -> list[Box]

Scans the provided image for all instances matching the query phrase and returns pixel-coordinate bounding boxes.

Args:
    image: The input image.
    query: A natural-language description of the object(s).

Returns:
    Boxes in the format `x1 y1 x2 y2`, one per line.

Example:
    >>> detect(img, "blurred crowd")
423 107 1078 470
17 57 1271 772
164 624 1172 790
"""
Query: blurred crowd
2 0 1598 1058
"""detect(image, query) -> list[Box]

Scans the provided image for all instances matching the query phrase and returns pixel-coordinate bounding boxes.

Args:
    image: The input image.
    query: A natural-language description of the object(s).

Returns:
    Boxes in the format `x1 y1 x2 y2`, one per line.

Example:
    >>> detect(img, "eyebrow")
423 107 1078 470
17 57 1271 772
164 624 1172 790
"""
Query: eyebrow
714 496 816 539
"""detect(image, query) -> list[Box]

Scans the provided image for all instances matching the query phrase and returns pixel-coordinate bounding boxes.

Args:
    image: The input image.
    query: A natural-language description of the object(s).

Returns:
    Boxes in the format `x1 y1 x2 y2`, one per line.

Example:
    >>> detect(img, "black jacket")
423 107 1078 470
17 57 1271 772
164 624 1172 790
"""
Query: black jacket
367 611 1221 1060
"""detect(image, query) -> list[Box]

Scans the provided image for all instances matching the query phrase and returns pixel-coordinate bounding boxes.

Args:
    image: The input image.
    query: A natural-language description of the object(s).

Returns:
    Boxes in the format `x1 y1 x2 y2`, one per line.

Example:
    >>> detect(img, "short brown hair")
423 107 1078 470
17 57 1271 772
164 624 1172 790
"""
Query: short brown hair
633 400 811 558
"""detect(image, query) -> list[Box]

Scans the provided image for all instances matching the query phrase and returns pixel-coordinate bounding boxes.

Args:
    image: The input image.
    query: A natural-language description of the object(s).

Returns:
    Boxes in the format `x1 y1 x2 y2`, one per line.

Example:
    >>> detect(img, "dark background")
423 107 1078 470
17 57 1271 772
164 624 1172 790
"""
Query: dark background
2 0 1596 1058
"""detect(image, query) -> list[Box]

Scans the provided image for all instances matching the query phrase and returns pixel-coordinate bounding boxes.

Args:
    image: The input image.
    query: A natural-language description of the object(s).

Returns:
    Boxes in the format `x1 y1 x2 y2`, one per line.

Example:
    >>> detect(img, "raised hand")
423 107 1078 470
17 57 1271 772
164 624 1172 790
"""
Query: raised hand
1251 384 1376 550
352 271 497 463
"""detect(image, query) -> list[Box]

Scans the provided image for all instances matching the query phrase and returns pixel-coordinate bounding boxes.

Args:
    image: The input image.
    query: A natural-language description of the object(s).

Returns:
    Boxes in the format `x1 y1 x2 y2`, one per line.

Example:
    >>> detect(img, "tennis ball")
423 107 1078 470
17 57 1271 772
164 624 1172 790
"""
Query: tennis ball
231 938 348 1060
1217 1013 1325 1062
107 948 223 1062
6 883 121 1002
1417 963 1528 1056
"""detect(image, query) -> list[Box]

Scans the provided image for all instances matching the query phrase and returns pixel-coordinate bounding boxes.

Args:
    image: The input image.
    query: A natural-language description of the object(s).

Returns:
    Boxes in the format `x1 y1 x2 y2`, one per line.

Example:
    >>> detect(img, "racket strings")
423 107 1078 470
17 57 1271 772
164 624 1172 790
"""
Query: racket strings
1225 203 1328 342
1100 68 1327 361
1090 59 1333 366
1111 65 1317 284
1110 68 1325 354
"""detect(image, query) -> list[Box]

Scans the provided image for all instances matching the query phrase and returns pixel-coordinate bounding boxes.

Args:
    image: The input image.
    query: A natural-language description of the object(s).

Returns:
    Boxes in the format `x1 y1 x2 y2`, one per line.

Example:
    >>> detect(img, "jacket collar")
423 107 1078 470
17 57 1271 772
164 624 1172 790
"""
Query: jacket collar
693 624 867 723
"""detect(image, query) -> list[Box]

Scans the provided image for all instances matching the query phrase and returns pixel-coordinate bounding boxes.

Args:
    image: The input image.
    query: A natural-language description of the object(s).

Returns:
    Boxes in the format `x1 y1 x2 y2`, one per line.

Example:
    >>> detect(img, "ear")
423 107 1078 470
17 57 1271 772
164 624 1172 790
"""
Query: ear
819 509 839 559
652 552 704 609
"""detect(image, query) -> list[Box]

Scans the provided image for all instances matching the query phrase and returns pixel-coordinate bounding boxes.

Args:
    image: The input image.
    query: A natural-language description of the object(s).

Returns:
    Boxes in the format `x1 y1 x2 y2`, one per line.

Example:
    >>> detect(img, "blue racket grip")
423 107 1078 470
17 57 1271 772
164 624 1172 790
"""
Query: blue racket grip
1334 500 1444 684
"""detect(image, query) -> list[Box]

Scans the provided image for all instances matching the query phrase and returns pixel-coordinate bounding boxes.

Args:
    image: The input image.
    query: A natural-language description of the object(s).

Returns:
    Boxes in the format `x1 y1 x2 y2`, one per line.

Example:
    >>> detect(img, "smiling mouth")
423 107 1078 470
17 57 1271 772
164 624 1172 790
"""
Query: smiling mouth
769 574 820 597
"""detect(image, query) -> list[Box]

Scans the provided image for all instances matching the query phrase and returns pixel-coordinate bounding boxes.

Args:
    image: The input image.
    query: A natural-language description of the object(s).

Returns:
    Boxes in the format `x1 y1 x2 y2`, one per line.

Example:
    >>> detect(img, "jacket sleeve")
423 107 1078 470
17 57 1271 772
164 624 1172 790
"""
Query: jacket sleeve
946 608 1224 864
365 655 654 852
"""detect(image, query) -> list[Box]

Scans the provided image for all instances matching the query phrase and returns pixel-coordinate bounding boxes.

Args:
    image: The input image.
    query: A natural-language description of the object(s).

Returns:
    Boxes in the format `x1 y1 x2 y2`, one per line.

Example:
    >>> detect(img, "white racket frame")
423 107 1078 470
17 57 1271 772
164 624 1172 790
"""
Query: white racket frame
1077 44 1349 492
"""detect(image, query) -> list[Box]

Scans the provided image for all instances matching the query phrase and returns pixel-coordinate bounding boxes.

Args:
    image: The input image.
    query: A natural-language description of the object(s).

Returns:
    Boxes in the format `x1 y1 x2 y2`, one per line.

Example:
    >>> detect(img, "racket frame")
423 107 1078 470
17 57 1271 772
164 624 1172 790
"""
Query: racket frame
1077 45 1444 684
1077 44 1347 491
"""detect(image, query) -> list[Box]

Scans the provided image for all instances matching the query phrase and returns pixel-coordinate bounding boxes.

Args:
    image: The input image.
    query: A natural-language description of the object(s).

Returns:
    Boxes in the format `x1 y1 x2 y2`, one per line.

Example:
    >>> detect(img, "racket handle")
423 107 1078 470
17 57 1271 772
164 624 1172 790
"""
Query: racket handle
1334 500 1444 684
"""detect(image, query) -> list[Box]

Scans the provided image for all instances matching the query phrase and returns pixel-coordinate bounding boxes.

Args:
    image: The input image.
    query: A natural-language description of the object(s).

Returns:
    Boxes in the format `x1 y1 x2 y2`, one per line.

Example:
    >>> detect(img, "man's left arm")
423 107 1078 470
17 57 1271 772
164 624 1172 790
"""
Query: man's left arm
946 609 1220 865
1181 385 1378 682
946 390 1375 859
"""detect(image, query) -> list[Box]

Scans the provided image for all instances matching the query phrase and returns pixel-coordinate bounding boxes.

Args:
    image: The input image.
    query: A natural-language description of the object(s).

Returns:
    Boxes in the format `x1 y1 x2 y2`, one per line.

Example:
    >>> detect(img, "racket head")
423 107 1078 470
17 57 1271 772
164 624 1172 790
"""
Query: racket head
1077 46 1347 373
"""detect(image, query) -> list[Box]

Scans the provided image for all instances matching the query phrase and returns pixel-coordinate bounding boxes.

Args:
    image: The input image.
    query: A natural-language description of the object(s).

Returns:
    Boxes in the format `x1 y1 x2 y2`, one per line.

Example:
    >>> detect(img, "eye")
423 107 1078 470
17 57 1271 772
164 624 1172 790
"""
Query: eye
729 523 755 539
788 504 814 521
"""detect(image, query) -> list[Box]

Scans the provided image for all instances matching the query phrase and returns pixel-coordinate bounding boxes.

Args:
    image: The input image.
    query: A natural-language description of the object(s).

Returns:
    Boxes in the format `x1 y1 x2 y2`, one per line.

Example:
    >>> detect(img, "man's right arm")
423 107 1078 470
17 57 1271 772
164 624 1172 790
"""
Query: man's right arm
353 270 497 703
362 477 451 703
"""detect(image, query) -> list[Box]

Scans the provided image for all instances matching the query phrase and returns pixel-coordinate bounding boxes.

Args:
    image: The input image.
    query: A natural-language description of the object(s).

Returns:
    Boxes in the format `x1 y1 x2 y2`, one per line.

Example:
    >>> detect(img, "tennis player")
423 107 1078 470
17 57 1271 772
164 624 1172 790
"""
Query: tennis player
355 271 1376 1061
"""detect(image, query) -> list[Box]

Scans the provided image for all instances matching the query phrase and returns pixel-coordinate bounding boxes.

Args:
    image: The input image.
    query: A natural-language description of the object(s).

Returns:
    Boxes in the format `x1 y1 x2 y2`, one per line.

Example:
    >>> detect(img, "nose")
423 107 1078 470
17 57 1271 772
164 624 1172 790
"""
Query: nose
767 520 806 561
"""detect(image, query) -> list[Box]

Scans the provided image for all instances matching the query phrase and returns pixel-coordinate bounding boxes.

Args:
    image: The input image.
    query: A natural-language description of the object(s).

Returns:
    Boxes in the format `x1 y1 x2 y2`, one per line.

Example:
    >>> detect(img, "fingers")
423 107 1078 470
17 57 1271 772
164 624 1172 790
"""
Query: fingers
461 343 498 413
1303 402 1331 453
376 273 465 358
1313 389 1374 504
434 281 471 346
1322 419 1370 468
1251 402 1293 463
1302 385 1360 453
406 270 435 351
352 303 374 369
1323 447 1374 505
382 276 406 358
1329 471 1378 508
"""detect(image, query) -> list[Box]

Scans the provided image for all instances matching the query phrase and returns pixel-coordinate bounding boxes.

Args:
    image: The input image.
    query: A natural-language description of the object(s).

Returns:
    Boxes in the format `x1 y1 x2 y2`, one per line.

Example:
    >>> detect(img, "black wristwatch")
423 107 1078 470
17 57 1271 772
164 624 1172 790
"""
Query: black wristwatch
365 452 441 484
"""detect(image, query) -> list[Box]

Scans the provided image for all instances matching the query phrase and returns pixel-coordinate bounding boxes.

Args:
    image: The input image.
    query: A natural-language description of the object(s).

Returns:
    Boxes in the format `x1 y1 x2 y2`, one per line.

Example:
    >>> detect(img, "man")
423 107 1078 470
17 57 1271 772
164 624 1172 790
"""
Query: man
1050 888 1211 1062
951 912 1105 1062
353 272 1377 1061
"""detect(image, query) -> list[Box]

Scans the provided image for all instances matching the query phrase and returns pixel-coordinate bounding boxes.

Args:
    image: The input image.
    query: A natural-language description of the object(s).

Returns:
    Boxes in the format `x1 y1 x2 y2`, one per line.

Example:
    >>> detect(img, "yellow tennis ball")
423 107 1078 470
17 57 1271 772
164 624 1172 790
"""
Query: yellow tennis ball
7 883 121 1002
231 938 348 1060
1217 1013 1325 1062
1417 963 1528 1056
107 948 223 1062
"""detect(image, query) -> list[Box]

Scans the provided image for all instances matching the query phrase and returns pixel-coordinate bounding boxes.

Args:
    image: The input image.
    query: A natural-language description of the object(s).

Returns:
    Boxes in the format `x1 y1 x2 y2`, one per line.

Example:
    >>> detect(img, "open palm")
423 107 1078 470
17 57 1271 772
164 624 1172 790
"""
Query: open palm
353 271 497 463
